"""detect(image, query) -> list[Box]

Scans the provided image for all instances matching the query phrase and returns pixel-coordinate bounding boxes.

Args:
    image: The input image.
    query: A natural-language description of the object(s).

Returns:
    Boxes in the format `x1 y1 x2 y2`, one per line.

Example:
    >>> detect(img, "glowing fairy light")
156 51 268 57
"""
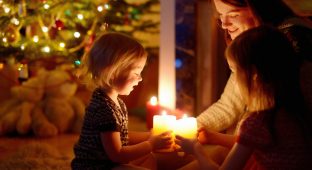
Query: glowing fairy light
41 46 50 53
74 32 81 38
43 4 50 9
33 35 39 42
104 4 110 10
59 42 65 48
2 37 7 43
11 18 20 25
97 5 103 12
42 26 48 33
77 14 84 20
21 44 25 50
4 6 10 13
74 60 81 66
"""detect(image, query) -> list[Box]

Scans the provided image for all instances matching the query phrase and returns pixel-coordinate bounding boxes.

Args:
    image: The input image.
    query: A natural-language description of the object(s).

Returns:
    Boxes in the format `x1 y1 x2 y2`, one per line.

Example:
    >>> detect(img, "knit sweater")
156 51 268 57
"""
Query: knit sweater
196 74 246 134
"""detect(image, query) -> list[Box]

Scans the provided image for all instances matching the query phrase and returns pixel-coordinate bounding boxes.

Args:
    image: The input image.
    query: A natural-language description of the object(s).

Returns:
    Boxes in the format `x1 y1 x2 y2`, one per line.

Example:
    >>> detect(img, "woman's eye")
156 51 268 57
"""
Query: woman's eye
228 13 238 18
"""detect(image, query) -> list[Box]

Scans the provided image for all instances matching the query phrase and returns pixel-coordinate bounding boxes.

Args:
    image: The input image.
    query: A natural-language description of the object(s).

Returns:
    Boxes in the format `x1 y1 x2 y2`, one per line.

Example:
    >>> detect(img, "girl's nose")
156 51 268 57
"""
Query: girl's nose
137 75 142 82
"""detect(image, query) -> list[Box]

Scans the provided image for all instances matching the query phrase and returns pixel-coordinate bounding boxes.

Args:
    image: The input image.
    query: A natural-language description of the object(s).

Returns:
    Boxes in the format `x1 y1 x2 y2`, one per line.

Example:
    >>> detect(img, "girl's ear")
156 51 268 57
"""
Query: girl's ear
252 73 258 81
251 66 258 81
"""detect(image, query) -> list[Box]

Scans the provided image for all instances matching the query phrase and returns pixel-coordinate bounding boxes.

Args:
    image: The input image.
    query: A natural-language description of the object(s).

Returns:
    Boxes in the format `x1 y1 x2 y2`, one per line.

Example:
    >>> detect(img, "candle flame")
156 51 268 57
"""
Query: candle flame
150 96 158 106
182 114 188 119
161 110 167 116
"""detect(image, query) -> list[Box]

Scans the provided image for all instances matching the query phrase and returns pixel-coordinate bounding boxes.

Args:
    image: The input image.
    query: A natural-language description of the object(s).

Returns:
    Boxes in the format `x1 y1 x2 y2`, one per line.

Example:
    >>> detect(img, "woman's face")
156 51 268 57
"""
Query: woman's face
213 0 257 40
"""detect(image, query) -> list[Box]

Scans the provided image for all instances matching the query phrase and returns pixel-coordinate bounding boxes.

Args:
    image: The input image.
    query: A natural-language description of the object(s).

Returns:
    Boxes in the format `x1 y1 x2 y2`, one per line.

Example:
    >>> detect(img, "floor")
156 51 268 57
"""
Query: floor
0 116 193 169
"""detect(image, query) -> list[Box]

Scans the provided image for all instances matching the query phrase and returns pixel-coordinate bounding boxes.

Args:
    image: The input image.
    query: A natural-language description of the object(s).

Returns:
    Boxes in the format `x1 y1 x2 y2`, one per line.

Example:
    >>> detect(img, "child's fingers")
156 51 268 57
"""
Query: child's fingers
175 135 184 141
160 130 172 136
197 127 205 132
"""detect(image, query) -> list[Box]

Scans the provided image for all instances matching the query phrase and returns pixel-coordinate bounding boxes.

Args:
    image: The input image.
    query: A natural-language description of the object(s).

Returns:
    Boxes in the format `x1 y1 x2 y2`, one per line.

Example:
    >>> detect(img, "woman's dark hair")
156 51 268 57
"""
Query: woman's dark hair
219 0 298 43
246 0 297 26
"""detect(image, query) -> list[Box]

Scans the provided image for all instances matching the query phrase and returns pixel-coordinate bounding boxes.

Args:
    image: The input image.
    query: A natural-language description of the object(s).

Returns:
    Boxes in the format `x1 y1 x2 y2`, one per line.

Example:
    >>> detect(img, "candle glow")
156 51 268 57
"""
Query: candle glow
152 111 176 152
174 114 197 139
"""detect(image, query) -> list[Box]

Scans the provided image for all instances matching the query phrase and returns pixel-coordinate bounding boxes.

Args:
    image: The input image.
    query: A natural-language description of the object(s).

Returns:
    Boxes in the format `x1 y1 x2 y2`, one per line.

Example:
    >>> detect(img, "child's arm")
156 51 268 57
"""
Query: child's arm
176 135 253 170
101 131 171 164
219 143 253 170
197 127 235 148
128 131 150 145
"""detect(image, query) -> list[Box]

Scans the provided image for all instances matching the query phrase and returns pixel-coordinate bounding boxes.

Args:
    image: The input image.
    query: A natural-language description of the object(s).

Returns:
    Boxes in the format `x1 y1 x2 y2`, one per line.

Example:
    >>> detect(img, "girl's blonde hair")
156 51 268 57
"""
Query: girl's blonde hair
80 32 147 90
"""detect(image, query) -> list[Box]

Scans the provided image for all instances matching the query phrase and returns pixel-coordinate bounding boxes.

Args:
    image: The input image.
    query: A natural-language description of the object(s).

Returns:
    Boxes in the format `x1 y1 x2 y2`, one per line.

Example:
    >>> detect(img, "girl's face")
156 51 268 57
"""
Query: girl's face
227 57 249 103
116 57 147 95
213 0 257 40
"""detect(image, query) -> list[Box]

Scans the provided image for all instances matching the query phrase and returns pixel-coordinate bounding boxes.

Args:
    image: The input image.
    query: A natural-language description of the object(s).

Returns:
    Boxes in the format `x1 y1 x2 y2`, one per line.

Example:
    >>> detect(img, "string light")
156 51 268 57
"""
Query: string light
4 6 11 13
21 44 25 50
11 18 20 25
2 37 7 43
104 4 110 10
33 35 39 43
59 42 65 48
43 4 50 9
41 46 50 53
42 26 48 32
97 5 103 12
77 14 84 20
74 32 81 38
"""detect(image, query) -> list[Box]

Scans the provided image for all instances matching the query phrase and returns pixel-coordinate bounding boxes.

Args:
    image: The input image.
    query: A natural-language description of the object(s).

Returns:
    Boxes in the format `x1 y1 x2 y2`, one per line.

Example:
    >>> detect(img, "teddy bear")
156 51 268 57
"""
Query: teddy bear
41 69 85 135
0 68 86 137
0 69 46 136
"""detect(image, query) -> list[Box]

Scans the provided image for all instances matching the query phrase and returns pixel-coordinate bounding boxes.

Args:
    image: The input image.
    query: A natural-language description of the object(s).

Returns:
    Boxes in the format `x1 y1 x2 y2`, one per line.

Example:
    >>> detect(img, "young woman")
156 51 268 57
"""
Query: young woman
177 25 312 170
71 32 173 170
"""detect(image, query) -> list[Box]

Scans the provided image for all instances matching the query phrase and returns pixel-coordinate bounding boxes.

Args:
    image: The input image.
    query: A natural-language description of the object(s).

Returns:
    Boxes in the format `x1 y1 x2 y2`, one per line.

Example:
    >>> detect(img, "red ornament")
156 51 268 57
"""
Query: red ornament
55 20 64 30
84 34 96 52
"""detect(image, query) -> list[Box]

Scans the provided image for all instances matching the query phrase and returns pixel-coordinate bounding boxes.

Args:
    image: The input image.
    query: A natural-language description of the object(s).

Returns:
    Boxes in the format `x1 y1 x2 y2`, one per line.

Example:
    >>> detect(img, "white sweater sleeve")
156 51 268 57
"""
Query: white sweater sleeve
196 73 246 132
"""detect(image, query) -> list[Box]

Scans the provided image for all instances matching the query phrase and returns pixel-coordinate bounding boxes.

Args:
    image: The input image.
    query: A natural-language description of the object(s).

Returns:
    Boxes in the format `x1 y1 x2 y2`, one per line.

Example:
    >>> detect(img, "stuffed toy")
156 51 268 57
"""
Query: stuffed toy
42 69 85 134
0 70 46 135
0 68 86 137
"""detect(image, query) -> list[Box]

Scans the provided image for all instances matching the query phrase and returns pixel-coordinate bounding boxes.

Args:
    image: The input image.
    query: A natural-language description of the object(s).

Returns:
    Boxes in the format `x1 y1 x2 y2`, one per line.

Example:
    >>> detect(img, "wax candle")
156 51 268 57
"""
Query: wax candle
146 96 160 129
152 111 176 152
174 114 197 139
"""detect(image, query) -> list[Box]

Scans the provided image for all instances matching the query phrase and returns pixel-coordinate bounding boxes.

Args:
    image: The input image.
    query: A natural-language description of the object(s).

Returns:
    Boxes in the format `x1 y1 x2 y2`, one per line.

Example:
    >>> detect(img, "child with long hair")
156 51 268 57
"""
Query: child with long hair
71 32 172 170
176 25 312 169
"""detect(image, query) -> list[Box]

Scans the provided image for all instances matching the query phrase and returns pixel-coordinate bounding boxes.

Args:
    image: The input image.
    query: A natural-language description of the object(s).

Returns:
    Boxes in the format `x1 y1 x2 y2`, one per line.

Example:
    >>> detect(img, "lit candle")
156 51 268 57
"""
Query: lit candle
174 114 197 139
146 96 160 129
152 111 176 152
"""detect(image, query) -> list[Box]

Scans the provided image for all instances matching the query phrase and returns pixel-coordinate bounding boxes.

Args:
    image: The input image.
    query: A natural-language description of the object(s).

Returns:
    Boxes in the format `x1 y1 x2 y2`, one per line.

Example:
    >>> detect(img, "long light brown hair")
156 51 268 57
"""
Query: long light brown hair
80 32 147 90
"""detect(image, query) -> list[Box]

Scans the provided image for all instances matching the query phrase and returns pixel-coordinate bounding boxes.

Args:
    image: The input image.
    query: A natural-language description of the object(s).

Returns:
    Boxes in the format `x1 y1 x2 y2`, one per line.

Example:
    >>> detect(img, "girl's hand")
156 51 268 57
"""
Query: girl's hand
175 135 198 154
148 131 173 151
197 127 216 145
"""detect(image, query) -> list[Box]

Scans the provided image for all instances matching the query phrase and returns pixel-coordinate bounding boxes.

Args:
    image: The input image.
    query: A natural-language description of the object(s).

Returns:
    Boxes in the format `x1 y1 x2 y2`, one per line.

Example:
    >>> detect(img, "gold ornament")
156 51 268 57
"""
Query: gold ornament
4 25 21 43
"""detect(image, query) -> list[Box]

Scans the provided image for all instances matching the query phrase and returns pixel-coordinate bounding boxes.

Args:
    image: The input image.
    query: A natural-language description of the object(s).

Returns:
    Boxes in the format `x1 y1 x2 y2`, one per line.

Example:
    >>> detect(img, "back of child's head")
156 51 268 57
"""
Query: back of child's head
81 32 147 90
226 25 300 108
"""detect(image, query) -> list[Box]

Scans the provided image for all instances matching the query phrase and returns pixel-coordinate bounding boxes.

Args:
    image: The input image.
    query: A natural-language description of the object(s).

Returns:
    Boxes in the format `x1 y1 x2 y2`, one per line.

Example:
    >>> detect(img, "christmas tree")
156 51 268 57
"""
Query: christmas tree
0 0 160 66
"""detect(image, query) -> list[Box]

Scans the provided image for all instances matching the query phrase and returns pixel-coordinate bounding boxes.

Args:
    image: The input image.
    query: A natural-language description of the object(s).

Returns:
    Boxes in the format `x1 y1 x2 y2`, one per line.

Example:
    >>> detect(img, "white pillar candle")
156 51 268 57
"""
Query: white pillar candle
153 111 176 135
174 114 197 139
152 111 176 152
